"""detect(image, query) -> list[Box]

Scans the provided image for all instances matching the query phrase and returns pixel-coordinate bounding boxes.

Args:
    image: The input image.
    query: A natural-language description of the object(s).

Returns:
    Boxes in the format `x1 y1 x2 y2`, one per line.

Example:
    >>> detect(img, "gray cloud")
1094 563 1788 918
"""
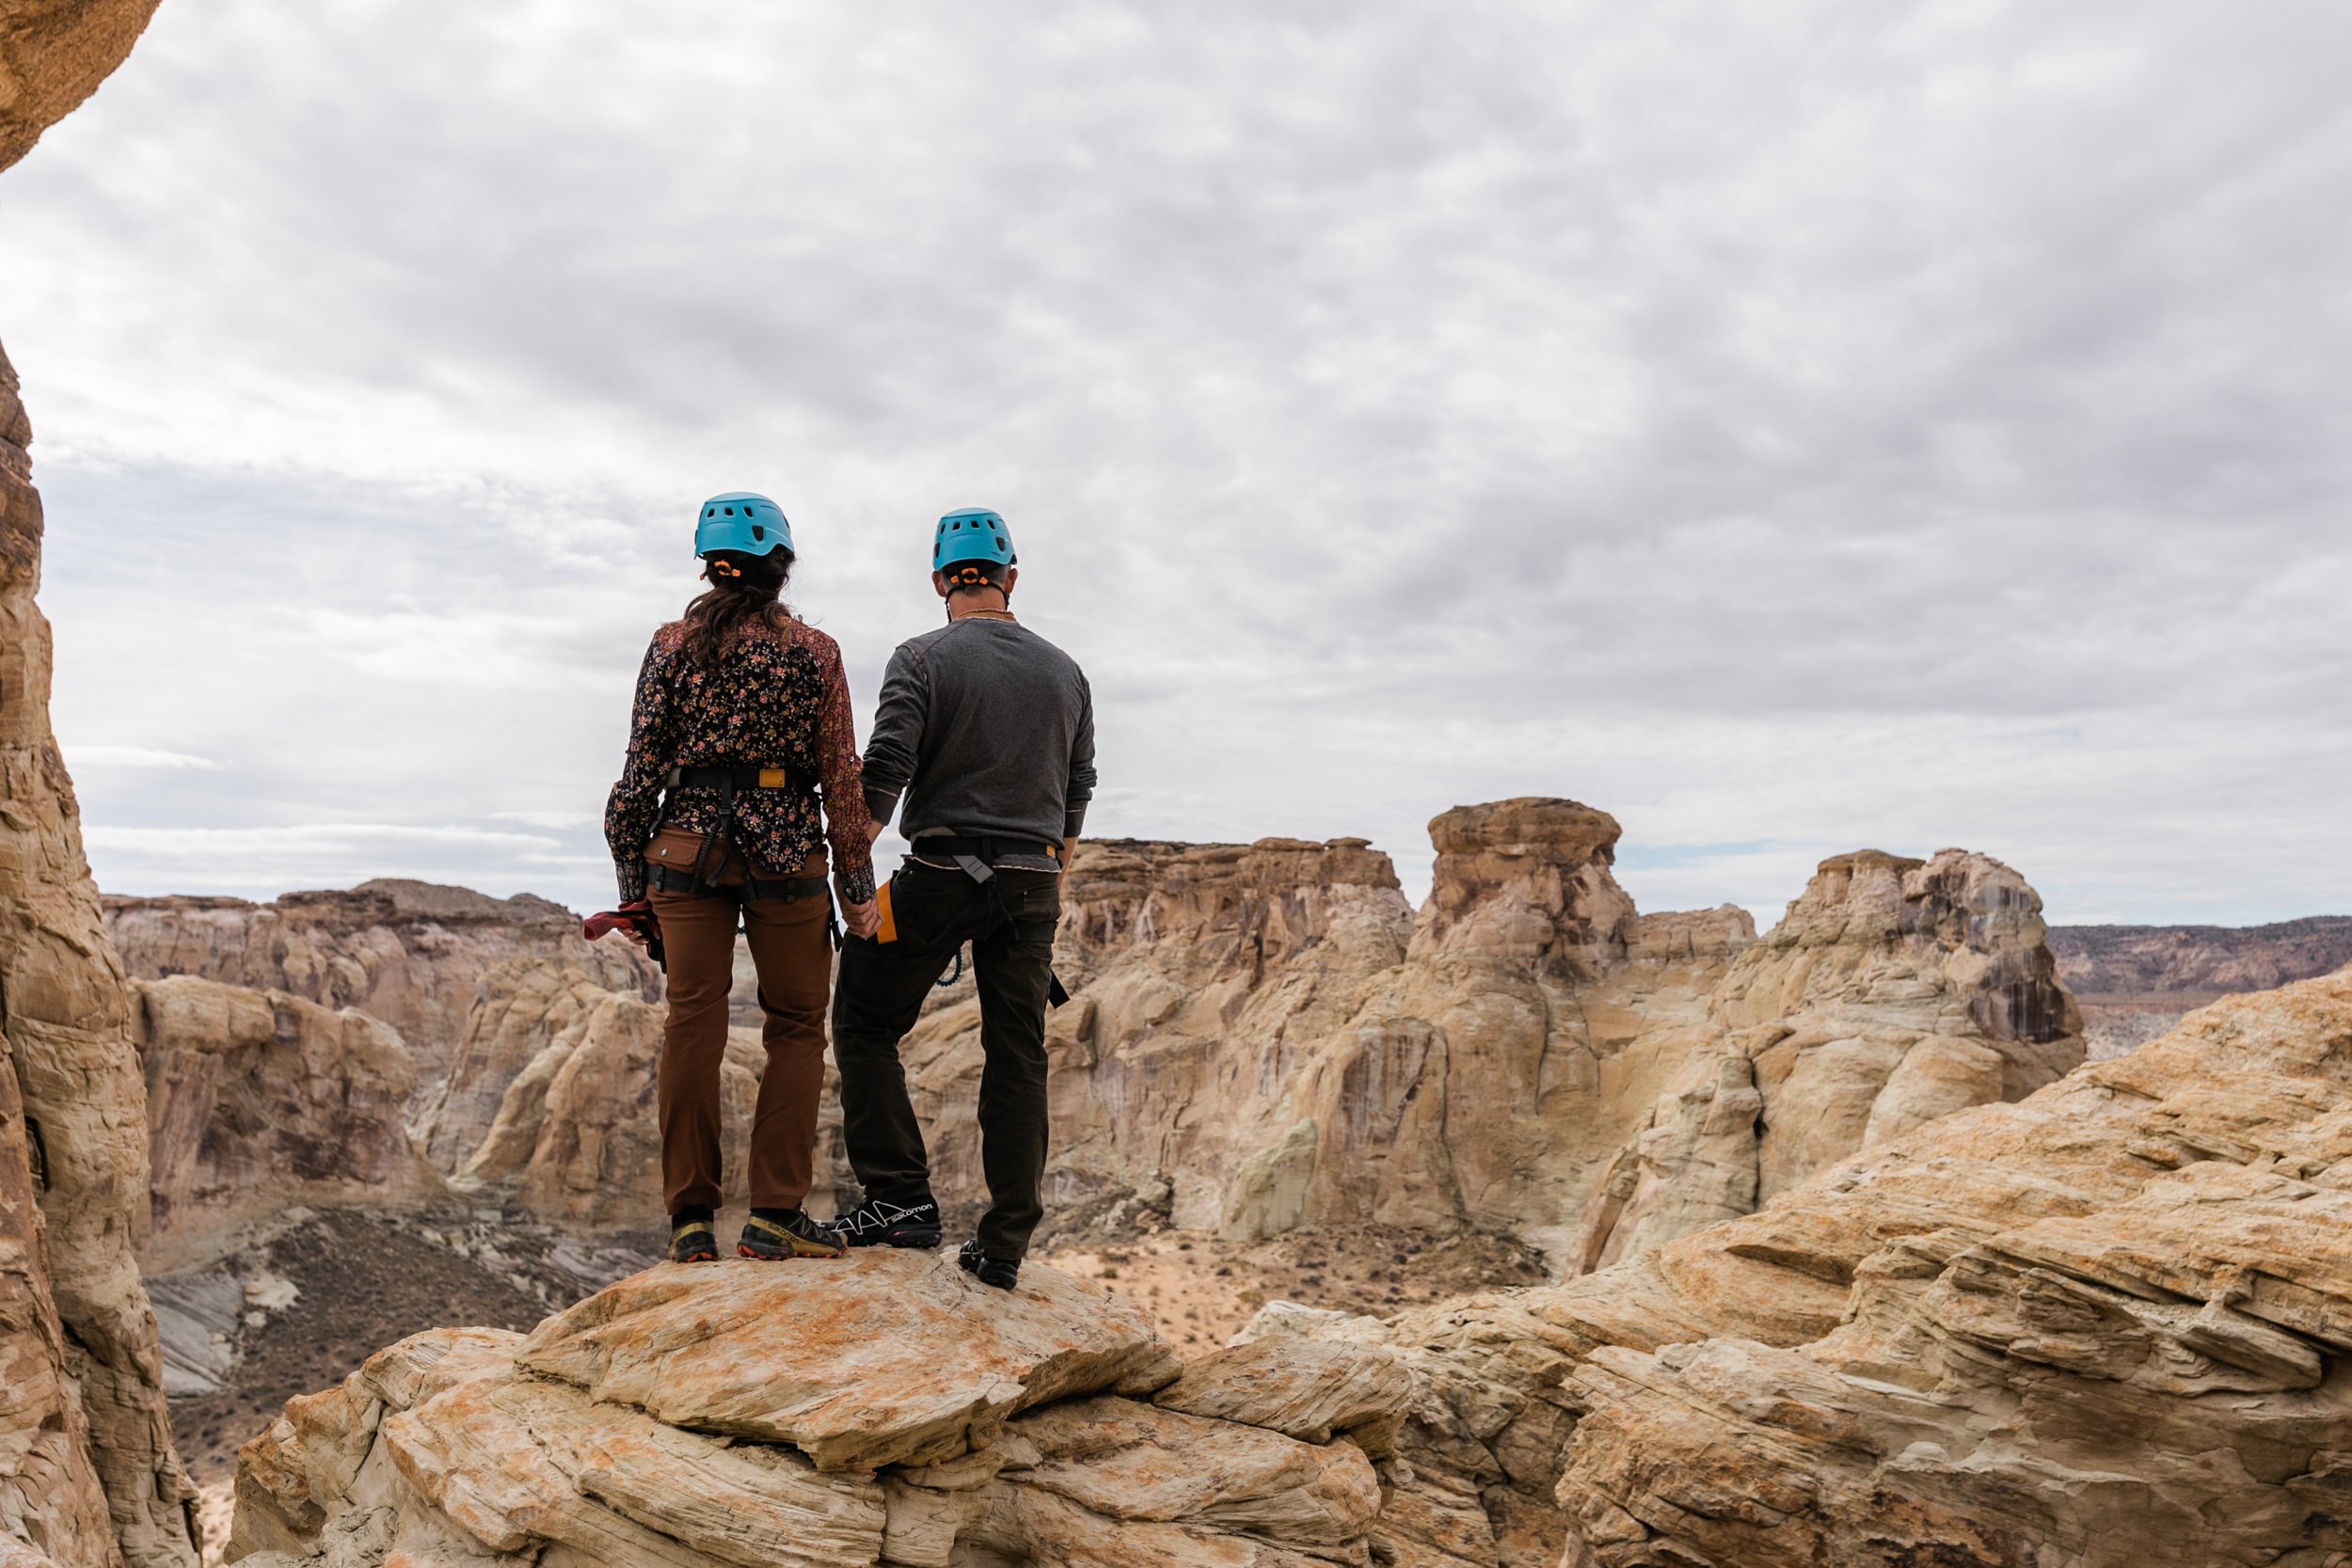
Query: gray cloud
4 0 2347 923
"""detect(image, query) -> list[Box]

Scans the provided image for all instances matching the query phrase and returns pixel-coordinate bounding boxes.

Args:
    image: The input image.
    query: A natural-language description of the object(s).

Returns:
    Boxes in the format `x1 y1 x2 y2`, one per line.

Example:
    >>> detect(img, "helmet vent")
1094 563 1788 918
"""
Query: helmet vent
752 526 765 541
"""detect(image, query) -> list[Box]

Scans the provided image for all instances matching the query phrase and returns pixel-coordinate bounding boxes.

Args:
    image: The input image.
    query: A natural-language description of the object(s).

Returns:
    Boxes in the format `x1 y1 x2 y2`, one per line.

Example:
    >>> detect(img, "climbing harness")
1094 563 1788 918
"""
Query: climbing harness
652 762 842 946
872 836 1071 1006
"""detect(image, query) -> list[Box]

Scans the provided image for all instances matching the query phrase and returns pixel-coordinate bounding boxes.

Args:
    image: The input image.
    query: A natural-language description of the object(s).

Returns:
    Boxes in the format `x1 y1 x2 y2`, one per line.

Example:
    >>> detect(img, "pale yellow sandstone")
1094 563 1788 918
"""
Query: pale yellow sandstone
232 1263 1406 1567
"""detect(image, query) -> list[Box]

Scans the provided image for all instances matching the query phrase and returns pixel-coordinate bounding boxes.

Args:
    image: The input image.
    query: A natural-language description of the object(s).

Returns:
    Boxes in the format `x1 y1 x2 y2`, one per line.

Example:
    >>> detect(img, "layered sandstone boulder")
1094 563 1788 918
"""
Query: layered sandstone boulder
229 1251 1407 1568
1299 964 2352 1568
4 328 198 1564
134 974 440 1267
104 881 658 1091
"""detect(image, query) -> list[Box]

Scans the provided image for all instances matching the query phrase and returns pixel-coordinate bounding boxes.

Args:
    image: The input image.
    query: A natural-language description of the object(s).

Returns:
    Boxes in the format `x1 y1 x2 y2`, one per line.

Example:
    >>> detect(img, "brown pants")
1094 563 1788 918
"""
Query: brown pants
649 835 834 1217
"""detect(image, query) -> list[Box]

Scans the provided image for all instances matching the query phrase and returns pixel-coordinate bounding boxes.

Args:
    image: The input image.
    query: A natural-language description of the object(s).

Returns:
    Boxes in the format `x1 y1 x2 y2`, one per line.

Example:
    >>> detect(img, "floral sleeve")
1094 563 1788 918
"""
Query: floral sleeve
603 633 677 903
812 635 878 904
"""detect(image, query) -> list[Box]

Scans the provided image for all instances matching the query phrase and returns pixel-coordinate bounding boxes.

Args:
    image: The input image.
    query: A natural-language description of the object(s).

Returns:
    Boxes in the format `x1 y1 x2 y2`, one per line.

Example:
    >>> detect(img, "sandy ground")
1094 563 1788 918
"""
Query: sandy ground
1043 1224 1551 1349
196 1483 233 1567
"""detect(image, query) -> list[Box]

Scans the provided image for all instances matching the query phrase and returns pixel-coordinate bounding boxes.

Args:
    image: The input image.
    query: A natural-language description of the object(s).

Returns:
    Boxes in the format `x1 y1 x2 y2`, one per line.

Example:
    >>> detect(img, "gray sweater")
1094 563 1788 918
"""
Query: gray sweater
862 616 1096 859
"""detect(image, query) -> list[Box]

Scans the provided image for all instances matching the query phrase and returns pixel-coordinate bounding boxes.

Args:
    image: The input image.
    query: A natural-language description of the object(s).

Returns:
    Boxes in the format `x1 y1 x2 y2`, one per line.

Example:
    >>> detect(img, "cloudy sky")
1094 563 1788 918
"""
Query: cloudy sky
1 0 2345 924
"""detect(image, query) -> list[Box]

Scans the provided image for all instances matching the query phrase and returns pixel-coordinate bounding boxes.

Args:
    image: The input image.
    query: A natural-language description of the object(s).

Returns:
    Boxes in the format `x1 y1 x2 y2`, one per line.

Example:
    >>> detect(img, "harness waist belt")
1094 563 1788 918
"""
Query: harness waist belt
663 764 816 793
647 863 829 903
913 834 1060 864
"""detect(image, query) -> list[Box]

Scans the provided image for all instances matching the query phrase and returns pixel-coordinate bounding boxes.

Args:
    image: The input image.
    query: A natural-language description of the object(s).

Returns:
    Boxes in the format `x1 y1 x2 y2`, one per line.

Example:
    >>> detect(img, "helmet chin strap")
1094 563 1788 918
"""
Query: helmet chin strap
942 563 1012 620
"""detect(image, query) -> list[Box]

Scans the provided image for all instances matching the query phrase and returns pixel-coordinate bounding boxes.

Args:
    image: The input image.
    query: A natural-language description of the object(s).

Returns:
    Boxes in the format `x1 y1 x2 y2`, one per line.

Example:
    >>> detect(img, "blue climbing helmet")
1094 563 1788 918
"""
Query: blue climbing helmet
933 507 1016 571
694 492 794 559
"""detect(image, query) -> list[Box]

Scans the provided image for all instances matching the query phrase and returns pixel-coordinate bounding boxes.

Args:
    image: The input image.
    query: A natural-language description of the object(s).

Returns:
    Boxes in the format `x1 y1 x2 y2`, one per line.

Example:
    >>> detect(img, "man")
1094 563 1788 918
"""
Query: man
830 508 1095 1289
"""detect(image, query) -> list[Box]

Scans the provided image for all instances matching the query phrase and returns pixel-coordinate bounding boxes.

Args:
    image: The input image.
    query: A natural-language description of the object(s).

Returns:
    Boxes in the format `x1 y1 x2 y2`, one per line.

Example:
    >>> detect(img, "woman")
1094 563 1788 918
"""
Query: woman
604 491 882 1265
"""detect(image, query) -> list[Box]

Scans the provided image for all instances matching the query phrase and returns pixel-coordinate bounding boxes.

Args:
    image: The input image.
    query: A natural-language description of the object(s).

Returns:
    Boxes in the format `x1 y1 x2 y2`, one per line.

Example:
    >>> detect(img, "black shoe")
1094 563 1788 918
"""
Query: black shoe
738 1208 848 1260
669 1216 720 1264
833 1194 943 1249
958 1239 1020 1291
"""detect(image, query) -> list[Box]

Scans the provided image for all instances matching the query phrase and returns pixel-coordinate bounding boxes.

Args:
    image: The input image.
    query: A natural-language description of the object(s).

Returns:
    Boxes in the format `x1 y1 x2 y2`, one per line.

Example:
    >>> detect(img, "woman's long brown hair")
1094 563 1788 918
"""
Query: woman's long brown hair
680 549 794 667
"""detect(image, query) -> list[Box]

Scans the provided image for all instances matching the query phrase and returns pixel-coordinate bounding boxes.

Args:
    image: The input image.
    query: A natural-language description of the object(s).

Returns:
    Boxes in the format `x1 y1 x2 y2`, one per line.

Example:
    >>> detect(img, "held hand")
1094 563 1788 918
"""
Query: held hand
842 899 882 941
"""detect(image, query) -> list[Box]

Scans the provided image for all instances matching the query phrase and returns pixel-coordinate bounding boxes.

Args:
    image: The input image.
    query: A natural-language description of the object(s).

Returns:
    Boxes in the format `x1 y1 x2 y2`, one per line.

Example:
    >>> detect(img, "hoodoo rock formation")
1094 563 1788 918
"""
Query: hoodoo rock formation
893 803 2074 1269
228 1252 1411 1568
1575 847 2083 1273
4 8 191 1562
1289 963 2352 1568
104 801 2083 1291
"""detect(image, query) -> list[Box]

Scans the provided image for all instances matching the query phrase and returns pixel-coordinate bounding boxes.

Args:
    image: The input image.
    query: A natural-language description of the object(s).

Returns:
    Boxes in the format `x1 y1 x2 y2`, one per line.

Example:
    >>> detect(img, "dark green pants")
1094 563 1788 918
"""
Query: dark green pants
832 863 1062 1259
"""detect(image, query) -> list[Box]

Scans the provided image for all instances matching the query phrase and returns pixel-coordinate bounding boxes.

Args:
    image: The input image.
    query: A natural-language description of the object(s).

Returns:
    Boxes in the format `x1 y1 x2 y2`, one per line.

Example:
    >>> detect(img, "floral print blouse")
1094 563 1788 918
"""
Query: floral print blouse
605 613 877 905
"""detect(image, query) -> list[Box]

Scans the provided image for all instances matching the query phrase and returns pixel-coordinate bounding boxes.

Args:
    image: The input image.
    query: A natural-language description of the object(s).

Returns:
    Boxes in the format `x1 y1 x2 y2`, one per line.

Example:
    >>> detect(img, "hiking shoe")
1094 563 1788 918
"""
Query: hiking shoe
833 1194 943 1249
669 1217 720 1264
739 1209 848 1260
958 1239 1020 1291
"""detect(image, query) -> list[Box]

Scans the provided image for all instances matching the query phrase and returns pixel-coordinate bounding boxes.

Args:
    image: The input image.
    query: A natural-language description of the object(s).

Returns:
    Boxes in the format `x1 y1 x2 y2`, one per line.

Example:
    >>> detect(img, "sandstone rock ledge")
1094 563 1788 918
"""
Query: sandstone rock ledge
228 1249 1411 1567
1302 964 2352 1568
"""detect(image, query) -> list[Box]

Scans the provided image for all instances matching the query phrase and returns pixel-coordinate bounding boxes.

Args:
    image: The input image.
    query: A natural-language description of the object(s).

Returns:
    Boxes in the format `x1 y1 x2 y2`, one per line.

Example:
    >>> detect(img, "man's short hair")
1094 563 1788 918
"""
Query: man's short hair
940 560 1009 594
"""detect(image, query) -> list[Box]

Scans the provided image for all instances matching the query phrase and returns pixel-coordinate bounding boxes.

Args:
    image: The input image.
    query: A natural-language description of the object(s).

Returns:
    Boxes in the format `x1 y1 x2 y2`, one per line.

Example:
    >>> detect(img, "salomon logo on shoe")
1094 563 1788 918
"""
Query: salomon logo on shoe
833 1195 943 1249
957 1239 1020 1291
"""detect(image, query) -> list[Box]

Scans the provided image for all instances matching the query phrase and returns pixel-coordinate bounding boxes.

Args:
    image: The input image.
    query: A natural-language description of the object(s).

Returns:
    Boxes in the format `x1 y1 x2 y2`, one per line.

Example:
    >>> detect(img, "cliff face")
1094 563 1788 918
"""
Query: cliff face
2050 915 2352 1058
104 882 658 1095
1299 963 2352 1568
4 11 190 1560
134 976 440 1270
2051 915 2352 996
4 329 198 1568
450 990 774 1230
889 834 1423 1242
896 803 2066 1273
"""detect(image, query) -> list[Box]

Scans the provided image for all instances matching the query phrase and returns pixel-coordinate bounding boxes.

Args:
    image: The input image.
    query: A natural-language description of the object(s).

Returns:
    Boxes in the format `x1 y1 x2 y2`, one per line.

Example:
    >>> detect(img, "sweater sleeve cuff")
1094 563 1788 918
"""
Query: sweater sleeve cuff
838 865 877 905
864 784 901 828
1063 804 1089 844
615 859 647 904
